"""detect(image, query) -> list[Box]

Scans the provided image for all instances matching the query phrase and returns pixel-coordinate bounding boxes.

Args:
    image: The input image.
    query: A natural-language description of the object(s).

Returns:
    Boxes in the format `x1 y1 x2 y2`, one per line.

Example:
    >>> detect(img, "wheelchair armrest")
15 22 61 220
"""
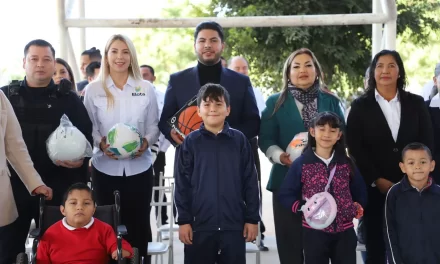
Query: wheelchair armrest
117 225 127 236
29 228 41 238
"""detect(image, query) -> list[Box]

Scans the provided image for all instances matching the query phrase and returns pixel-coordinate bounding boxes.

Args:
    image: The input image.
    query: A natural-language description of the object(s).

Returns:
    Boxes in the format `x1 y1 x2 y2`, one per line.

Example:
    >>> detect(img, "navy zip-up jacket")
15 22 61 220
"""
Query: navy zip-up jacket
174 122 260 231
384 175 440 264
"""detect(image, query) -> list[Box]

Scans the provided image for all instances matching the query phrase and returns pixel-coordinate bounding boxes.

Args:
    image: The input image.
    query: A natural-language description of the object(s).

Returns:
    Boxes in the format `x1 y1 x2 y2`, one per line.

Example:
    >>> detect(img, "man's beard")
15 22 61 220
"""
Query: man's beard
197 51 221 66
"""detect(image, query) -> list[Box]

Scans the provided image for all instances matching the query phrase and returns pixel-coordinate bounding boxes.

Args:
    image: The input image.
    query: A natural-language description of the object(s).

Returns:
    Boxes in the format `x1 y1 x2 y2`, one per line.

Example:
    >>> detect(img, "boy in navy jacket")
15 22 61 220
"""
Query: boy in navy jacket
175 83 260 264
384 142 440 264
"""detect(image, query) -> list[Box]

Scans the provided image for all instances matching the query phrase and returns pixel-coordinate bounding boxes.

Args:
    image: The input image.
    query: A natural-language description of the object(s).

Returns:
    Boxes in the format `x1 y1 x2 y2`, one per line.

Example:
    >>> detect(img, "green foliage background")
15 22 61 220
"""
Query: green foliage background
206 0 440 102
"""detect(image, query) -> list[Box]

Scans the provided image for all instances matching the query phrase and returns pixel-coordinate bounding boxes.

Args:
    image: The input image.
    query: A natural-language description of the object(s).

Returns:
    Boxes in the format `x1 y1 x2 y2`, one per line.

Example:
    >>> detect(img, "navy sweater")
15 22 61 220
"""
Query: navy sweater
174 122 260 231
384 175 440 264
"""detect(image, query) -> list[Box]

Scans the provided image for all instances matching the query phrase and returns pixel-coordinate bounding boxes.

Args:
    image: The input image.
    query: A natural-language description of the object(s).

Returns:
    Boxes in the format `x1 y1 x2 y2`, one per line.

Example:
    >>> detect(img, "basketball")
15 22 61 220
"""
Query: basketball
168 95 203 139
177 105 203 136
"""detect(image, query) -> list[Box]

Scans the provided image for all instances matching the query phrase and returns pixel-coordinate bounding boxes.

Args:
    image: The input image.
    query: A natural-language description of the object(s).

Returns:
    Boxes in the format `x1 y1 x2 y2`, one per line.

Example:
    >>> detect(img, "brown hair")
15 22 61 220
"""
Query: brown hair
55 58 76 92
272 48 325 115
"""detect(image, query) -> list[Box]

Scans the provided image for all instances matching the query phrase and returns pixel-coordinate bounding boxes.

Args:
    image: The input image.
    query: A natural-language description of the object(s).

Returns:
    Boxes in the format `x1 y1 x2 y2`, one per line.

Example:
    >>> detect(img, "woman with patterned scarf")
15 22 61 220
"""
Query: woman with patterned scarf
259 48 344 264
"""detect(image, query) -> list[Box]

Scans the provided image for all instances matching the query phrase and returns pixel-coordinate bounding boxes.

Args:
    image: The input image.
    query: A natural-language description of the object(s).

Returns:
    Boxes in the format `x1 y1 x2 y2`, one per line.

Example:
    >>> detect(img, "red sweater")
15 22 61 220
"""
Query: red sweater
36 218 133 264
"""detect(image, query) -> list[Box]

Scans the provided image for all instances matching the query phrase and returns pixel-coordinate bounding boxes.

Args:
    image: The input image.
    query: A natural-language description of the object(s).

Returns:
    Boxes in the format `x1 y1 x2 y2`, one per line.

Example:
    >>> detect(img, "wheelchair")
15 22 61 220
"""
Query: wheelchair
16 191 139 264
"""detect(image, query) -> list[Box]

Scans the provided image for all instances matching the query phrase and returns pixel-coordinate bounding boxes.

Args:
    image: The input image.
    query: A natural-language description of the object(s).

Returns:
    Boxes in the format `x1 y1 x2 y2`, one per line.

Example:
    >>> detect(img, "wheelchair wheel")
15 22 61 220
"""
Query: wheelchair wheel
130 248 139 264
16 252 28 264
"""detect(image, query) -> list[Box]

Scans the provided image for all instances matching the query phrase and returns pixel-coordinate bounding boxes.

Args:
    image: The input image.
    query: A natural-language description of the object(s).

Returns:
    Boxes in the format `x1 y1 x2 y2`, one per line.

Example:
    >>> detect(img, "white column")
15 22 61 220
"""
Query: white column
78 0 86 52
56 0 67 59
64 14 390 28
372 0 383 58
381 0 397 50
66 33 81 83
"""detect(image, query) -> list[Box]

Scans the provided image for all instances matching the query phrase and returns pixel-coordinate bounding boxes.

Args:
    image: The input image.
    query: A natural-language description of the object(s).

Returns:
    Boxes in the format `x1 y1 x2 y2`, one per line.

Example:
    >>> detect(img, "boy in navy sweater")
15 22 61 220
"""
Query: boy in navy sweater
384 142 440 264
175 83 260 264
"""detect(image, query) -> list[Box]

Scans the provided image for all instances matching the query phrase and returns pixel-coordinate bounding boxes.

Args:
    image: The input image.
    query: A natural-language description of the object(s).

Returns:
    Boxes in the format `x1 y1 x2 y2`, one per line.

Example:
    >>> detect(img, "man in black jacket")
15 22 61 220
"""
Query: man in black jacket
0 39 93 264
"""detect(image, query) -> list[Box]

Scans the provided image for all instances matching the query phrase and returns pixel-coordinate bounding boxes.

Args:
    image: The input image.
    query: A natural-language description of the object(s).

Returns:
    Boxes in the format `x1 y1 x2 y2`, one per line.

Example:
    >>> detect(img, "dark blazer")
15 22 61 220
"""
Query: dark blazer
159 66 260 145
347 90 434 185
426 99 440 182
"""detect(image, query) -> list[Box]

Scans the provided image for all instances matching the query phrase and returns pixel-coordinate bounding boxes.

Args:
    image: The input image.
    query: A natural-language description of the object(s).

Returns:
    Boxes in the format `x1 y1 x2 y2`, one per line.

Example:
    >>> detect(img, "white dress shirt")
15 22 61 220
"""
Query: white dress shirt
422 80 435 100
315 151 335 167
430 94 440 108
154 88 171 153
84 75 160 177
62 217 94 230
375 89 401 142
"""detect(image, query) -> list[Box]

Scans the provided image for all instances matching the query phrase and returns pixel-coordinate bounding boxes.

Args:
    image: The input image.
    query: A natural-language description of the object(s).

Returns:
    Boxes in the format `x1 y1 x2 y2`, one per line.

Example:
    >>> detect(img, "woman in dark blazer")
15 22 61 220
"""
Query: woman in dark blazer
347 50 434 264
259 48 344 264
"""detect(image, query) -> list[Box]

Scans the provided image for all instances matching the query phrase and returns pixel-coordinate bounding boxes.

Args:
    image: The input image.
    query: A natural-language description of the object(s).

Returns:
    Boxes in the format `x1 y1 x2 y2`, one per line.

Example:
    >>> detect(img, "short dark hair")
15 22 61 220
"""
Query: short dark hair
197 83 230 107
24 39 55 58
55 58 76 91
402 142 432 161
62 182 95 206
86 61 101 78
140 64 155 76
81 47 102 61
194 21 224 42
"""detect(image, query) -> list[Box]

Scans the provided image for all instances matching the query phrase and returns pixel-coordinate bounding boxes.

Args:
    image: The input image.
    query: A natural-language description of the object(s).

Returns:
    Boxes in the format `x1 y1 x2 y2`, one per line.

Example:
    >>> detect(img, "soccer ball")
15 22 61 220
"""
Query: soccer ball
286 132 308 162
106 123 142 159
47 125 88 162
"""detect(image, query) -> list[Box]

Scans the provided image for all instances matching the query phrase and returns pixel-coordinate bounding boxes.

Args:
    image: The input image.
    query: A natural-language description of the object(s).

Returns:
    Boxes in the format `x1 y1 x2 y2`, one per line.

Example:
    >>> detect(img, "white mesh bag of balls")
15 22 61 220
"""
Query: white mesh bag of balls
46 114 92 164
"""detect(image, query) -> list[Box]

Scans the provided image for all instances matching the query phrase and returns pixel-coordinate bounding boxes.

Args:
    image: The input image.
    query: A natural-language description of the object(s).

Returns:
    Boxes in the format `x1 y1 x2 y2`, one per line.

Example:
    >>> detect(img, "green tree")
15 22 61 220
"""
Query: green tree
210 0 440 101
397 31 440 94
132 0 211 90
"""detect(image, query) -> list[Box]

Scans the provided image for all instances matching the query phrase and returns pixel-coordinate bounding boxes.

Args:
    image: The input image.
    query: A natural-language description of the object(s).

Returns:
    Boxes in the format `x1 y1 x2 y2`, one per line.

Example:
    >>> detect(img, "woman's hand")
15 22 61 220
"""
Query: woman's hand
280 152 292 167
133 138 149 158
100 137 118 160
375 178 394 194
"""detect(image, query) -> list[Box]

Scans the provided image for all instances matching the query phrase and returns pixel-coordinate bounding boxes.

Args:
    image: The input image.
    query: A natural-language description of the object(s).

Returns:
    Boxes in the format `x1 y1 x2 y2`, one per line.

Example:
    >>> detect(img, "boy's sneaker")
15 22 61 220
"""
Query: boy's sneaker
161 231 170 240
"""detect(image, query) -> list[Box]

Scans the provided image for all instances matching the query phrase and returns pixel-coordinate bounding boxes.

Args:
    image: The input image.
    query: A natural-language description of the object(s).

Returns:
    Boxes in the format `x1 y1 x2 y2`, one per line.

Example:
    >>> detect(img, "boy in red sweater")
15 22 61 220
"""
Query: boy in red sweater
36 183 133 263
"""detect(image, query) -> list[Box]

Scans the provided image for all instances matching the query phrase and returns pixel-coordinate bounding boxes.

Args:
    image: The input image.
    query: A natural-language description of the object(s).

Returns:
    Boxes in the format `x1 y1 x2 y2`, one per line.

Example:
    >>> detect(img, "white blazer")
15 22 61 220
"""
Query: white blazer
0 90 44 227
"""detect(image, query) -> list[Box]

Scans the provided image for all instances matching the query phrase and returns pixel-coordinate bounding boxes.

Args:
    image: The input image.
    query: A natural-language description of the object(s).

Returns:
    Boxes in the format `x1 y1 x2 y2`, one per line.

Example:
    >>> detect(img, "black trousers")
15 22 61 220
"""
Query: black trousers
272 191 304 264
184 231 245 264
364 186 387 264
0 172 85 264
303 227 357 264
249 138 266 238
152 152 168 225
92 166 153 263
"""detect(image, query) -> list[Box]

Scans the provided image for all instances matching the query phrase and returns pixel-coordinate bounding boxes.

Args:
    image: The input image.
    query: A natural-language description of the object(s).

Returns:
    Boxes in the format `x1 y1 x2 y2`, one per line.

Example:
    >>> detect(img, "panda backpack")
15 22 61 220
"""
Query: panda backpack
301 166 338 230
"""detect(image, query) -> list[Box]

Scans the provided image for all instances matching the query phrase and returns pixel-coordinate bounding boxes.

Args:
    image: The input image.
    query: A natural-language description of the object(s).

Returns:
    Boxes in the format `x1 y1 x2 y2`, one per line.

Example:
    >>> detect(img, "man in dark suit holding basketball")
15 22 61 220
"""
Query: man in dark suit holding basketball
159 22 261 249
159 21 260 146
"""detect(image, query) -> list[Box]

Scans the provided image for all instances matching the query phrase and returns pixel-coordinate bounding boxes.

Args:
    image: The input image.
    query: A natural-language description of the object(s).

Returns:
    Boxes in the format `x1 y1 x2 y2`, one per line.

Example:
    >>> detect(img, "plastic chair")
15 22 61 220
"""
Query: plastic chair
148 183 174 264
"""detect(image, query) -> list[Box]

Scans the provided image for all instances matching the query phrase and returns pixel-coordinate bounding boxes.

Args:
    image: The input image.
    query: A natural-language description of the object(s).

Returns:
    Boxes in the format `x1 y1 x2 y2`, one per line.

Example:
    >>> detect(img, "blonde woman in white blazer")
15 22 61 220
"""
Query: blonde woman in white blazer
0 89 52 224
